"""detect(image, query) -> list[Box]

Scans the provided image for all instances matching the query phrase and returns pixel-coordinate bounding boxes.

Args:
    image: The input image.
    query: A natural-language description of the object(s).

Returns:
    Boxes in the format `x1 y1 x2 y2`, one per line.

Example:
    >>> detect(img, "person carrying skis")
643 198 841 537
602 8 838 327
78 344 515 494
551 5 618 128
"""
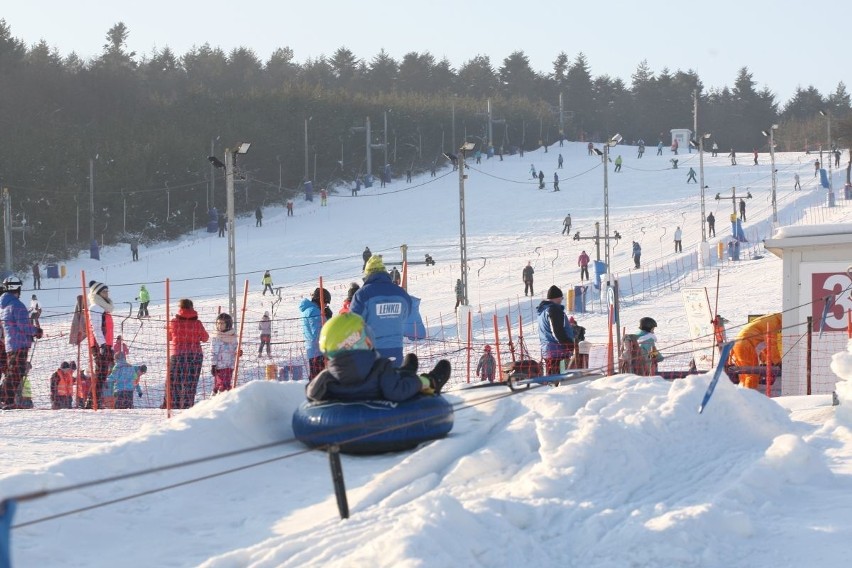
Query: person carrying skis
536 285 574 375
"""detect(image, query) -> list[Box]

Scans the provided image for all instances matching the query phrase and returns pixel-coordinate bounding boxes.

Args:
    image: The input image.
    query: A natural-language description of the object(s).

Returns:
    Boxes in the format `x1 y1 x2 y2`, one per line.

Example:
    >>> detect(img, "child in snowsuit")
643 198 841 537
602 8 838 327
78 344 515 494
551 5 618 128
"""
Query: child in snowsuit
306 313 451 402
211 313 239 393
50 361 77 409
261 271 274 296
106 352 146 409
476 345 497 382
258 311 272 357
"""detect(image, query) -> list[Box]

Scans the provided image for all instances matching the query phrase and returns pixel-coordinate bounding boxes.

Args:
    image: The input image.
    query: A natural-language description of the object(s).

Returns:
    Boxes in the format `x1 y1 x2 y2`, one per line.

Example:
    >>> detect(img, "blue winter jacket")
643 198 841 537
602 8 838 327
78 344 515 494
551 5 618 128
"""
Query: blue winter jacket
536 300 574 358
1 292 38 351
299 298 323 359
349 272 412 364
305 349 423 402
106 353 143 393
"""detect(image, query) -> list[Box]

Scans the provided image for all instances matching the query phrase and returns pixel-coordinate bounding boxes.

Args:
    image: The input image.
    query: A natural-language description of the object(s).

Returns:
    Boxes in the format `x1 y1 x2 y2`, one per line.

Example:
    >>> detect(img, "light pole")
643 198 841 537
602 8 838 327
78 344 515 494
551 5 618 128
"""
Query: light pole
761 125 779 224
457 142 475 306
593 134 622 276
819 109 834 207
690 133 712 243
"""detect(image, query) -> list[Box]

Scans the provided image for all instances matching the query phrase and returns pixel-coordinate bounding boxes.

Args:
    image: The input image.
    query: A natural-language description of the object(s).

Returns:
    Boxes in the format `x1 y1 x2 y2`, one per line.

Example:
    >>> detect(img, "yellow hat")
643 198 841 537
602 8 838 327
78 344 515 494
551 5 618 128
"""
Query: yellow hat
364 254 385 275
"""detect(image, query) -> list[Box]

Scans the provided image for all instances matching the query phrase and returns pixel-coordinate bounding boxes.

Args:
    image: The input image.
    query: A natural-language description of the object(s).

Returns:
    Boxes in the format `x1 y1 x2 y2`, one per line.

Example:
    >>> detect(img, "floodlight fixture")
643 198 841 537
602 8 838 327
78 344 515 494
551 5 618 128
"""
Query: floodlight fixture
236 142 251 154
460 142 476 152
208 156 225 169
608 133 622 146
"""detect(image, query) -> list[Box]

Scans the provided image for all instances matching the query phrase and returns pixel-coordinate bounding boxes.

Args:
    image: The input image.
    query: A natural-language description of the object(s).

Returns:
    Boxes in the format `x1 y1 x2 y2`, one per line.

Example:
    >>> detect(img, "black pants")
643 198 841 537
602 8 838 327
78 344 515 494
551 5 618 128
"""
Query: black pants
524 282 533 296
259 335 271 356
308 356 325 380
167 353 203 409
115 391 135 409
262 284 273 295
132 249 138 261
675 241 682 252
580 266 589 281
138 302 149 318
709 224 715 236
0 349 29 408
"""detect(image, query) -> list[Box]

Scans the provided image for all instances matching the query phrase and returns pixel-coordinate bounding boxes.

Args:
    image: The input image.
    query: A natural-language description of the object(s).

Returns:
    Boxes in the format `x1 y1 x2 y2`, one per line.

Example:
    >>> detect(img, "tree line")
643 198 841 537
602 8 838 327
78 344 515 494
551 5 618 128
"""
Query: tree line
0 20 849 268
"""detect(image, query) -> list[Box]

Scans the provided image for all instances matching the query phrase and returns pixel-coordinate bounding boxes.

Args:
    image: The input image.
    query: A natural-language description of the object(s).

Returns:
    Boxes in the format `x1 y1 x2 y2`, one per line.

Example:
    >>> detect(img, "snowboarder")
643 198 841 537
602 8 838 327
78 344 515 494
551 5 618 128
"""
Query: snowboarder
686 167 697 183
674 226 683 253
578 250 590 281
637 140 645 158
562 214 572 236
522 261 535 296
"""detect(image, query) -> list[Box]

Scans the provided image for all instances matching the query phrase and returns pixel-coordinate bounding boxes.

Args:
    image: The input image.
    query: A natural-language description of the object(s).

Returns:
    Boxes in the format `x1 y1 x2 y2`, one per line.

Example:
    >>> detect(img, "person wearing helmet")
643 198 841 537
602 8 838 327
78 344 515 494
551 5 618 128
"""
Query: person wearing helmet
86 281 115 409
637 317 664 371
476 345 496 383
300 287 333 379
306 312 450 402
0 276 42 409
211 313 239 394
350 255 412 367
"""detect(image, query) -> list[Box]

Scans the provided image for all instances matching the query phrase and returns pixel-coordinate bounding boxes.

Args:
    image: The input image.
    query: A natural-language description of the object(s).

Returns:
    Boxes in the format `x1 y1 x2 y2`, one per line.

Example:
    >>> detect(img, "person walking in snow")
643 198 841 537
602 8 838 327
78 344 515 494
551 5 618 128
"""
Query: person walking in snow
835 149 841 167
130 237 139 261
686 167 697 183
261 270 274 296
476 345 497 382
553 172 560 191
255 206 263 227
729 149 737 166
637 140 645 158
562 213 572 236
632 241 642 269
614 155 623 172
218 213 226 236
136 284 150 318
706 212 716 237
286 199 294 216
31 263 41 290
711 142 719 157
557 154 564 169
739 198 747 222
362 246 372 271
794 172 801 190
578 250 590 281
211 313 238 394
258 311 272 357
674 226 683 252
522 261 535 296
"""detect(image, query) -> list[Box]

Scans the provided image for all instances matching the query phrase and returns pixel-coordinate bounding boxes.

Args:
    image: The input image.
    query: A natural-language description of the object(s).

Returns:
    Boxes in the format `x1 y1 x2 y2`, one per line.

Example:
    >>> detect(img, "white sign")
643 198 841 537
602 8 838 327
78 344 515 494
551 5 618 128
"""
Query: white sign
681 288 716 370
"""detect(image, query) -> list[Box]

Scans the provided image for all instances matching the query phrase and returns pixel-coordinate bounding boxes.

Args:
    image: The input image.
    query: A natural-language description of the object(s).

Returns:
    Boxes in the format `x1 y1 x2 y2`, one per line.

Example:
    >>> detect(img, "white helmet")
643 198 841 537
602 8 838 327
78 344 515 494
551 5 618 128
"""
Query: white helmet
3 276 22 293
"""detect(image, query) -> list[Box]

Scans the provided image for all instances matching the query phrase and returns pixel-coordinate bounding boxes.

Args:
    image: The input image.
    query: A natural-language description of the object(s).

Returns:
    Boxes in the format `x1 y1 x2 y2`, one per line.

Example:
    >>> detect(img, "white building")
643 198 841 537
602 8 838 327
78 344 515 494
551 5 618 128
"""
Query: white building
764 224 852 395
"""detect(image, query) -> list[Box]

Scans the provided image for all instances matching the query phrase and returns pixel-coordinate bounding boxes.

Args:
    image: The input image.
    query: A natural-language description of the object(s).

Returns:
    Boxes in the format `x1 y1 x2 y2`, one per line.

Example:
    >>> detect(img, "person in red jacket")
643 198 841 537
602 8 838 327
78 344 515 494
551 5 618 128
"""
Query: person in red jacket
165 298 209 409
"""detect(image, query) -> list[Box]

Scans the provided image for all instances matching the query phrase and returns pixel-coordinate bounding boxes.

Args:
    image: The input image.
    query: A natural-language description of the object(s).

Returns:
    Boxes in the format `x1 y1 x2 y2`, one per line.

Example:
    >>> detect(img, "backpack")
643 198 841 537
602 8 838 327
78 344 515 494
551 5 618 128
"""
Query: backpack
619 334 651 375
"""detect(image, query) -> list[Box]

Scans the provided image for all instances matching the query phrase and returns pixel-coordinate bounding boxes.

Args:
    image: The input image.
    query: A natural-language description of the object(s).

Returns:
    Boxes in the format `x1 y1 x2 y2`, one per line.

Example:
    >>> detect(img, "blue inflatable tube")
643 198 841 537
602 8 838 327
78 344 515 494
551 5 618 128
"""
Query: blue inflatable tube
292 395 454 454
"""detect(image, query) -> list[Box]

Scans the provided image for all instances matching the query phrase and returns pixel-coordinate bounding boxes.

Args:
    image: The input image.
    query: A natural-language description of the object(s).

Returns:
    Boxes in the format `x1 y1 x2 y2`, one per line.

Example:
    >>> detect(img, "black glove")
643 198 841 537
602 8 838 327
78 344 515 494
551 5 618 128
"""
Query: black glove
211 365 217 375
33 327 43 339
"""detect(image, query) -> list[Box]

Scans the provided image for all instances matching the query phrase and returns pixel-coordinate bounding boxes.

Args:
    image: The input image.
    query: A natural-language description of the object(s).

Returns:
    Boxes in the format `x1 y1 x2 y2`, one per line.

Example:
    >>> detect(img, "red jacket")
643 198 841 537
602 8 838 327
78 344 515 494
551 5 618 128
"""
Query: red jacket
169 308 209 355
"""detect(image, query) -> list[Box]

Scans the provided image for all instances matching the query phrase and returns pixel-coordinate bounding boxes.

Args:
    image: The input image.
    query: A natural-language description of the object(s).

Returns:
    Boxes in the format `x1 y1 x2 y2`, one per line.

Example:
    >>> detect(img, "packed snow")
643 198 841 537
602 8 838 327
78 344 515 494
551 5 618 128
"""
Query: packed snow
2 140 852 567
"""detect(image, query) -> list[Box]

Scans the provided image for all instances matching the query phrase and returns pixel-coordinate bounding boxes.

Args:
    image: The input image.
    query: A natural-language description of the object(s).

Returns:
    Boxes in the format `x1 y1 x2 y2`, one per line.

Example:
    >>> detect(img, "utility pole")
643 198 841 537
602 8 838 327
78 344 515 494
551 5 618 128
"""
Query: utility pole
573 222 621 263
458 143 474 306
89 158 94 244
225 148 237 316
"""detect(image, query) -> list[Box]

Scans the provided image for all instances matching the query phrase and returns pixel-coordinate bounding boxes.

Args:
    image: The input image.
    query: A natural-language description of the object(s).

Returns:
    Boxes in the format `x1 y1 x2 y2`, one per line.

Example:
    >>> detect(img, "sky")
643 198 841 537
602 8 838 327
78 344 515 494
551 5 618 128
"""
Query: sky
2 140 852 566
2 0 849 105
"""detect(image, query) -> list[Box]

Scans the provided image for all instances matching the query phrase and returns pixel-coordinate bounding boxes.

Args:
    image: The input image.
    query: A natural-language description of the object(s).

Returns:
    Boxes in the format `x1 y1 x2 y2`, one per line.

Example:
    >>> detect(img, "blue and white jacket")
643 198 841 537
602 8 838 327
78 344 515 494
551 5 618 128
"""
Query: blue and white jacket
349 272 412 364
